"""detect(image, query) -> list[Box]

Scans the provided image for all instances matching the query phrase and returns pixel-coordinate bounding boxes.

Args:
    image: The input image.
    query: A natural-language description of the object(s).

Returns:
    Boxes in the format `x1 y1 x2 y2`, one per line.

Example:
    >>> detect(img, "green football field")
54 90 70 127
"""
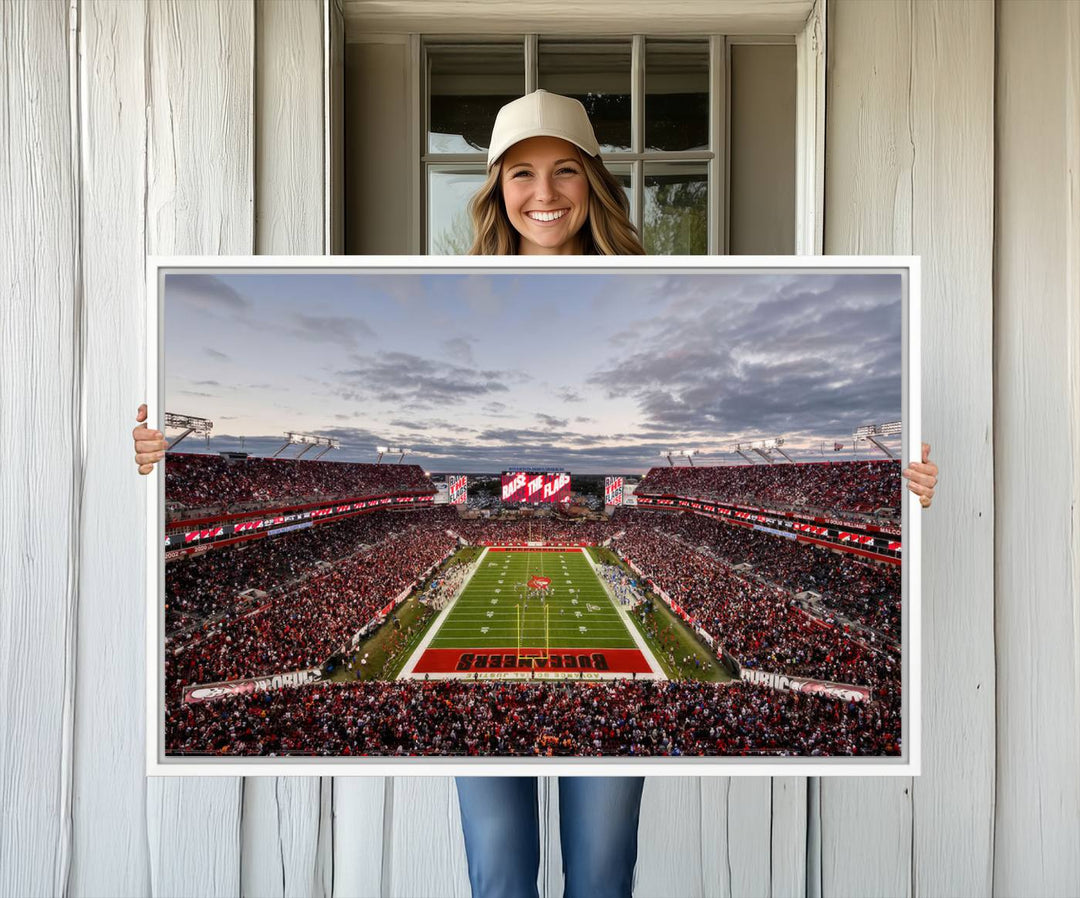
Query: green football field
427 549 637 650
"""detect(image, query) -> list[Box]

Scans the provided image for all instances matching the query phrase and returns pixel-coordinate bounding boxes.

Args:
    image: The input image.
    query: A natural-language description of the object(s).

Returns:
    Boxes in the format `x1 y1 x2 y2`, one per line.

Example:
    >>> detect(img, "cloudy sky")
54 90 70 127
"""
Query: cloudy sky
164 269 903 474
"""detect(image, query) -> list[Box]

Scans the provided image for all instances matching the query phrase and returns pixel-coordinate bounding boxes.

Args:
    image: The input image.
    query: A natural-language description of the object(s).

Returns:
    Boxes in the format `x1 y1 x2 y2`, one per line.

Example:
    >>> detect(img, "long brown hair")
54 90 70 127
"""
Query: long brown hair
467 151 645 255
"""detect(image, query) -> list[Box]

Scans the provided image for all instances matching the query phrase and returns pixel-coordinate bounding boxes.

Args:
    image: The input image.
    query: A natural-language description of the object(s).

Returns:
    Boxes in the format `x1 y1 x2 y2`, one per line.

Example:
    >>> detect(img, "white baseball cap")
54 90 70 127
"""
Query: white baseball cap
486 90 601 169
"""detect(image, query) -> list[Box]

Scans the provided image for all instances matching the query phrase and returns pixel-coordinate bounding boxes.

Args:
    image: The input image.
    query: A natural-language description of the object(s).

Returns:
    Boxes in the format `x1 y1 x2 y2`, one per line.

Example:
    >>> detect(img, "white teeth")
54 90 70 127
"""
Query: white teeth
527 209 567 222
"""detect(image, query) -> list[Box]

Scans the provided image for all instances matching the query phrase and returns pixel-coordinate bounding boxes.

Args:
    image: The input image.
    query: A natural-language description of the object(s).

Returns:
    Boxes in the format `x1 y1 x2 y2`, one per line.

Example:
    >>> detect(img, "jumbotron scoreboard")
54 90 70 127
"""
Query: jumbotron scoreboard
447 474 468 506
501 471 571 504
604 476 624 506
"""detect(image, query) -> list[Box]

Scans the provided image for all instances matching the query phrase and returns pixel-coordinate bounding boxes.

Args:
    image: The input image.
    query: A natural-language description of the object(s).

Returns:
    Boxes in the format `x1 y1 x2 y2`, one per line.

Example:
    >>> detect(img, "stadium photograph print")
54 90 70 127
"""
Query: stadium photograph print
143 254 923 778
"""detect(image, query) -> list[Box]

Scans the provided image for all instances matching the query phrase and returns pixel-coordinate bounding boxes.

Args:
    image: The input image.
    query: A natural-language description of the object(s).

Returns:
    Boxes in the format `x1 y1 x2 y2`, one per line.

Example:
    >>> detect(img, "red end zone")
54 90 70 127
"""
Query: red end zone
484 546 587 552
412 647 653 675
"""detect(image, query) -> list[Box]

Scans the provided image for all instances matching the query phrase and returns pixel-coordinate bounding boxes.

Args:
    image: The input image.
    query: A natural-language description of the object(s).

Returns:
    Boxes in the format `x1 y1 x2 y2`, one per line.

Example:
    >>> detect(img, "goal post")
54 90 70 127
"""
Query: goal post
515 600 550 663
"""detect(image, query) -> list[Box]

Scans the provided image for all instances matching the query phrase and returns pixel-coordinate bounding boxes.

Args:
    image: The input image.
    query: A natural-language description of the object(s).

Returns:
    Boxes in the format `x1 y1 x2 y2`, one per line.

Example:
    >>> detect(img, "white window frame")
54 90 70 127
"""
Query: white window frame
401 0 825 256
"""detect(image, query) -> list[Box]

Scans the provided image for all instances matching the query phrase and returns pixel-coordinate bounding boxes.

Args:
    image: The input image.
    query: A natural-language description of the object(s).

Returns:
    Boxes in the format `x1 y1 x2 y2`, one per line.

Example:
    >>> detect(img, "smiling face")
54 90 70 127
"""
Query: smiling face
499 136 591 255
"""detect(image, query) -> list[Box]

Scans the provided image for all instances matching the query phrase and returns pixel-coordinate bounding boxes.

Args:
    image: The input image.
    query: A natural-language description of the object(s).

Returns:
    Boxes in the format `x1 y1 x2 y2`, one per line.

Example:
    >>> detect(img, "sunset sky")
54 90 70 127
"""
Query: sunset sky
164 268 904 474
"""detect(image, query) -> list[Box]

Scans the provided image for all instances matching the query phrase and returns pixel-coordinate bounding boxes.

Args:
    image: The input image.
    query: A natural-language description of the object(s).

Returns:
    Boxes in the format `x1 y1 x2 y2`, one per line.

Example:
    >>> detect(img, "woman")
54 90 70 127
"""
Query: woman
453 90 648 898
132 90 939 898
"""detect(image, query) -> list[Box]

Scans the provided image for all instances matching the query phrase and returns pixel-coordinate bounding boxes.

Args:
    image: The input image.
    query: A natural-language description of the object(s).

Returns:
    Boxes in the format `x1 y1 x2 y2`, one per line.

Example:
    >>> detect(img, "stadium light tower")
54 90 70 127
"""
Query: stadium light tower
732 437 791 464
375 445 411 464
854 421 902 458
272 431 338 459
163 413 213 450
311 438 341 460
659 449 699 467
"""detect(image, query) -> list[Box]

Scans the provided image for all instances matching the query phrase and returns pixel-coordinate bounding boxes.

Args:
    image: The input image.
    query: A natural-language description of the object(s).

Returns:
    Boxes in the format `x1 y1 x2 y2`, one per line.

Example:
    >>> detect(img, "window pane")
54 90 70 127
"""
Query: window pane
538 41 632 153
645 40 709 152
428 167 487 254
428 44 524 154
643 163 707 254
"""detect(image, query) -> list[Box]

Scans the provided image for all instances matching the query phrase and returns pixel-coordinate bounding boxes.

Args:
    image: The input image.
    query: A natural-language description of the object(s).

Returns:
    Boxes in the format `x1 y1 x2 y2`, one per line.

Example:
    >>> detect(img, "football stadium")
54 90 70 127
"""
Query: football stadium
162 268 906 758
164 450 903 758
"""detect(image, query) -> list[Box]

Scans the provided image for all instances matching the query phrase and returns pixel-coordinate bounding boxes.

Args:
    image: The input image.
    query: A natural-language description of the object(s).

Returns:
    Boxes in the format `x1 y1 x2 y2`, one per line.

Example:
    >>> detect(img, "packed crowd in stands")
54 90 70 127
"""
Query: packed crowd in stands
165 452 434 516
637 460 901 518
636 511 901 642
612 522 900 692
166 508 458 629
162 454 904 758
166 679 900 757
450 517 618 546
165 512 457 696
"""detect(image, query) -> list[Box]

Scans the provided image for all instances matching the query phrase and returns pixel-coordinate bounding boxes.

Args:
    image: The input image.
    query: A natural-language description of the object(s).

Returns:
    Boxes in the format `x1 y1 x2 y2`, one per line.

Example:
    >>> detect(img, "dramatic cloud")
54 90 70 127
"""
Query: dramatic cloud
335 352 515 408
165 270 904 473
388 418 476 435
588 274 901 438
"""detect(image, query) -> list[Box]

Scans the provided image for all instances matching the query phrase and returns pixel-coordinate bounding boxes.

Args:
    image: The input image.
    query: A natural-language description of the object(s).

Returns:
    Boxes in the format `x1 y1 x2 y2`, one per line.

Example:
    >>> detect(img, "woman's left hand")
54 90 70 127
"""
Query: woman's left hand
902 442 938 509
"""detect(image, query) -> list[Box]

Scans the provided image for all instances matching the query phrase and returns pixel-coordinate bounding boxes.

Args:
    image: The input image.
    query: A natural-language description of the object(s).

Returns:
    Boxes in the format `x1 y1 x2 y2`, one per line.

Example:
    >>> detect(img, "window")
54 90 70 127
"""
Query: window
421 35 795 256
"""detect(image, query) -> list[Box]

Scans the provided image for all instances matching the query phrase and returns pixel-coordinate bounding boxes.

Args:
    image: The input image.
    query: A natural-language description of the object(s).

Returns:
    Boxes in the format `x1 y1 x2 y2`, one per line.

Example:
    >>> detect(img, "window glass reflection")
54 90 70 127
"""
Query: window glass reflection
539 41 632 153
643 163 708 254
428 44 525 154
645 41 709 152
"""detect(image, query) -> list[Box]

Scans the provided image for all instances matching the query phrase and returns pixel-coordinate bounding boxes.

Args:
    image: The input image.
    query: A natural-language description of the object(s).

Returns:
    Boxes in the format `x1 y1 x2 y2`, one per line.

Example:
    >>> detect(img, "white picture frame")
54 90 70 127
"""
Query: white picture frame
146 254 920 777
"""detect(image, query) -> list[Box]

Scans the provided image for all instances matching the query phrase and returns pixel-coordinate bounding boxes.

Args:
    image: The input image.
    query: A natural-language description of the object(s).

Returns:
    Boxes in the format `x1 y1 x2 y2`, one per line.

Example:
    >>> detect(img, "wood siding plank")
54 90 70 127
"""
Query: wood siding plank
332 778 386 898
241 778 326 898
908 2 996 896
825 2 997 897
0 1 78 895
242 2 328 896
823 3 914 894
698 778 777 898
635 778 706 898
384 777 470 898
994 2 1080 892
255 0 325 257
70 1 153 894
771 777 808 897
145 2 254 894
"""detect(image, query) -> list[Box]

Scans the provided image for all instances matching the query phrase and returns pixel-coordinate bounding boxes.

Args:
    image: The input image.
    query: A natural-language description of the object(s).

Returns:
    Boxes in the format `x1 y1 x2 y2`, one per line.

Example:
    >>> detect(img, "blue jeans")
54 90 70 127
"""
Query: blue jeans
455 776 645 898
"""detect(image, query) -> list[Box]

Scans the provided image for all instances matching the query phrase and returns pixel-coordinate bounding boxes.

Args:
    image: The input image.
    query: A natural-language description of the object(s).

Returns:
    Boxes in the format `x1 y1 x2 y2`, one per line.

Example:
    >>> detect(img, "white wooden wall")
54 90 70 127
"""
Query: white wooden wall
1 1 1077 896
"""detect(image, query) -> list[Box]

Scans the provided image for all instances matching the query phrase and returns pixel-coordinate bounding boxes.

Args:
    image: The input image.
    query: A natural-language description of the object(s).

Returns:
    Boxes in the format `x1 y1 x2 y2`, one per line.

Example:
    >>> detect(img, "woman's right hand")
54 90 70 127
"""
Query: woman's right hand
133 403 167 475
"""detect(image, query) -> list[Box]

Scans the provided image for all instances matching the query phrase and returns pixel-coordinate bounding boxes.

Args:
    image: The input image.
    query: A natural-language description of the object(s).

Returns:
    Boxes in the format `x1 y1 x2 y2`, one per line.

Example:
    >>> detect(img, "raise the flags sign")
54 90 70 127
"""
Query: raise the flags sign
605 476 624 505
